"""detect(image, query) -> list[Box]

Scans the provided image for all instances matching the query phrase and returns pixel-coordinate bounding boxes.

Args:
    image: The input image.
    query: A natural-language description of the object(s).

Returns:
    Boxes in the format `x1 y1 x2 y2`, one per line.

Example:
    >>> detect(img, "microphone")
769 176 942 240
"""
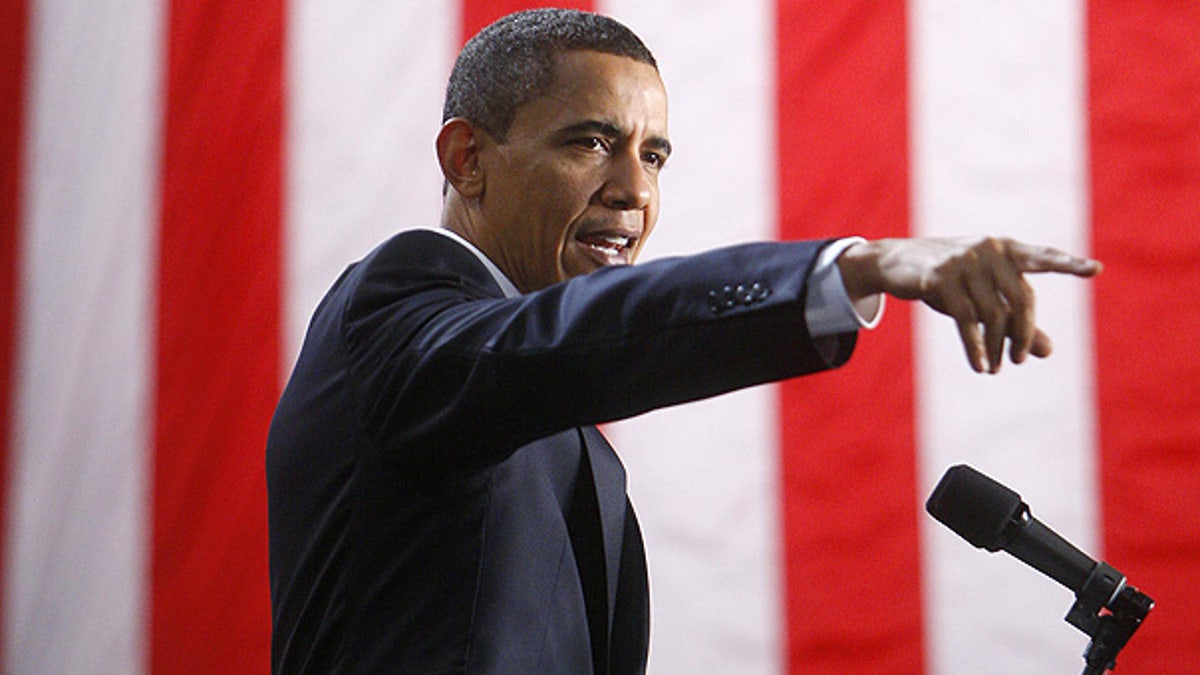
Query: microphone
926 464 1153 673
926 463 1101 594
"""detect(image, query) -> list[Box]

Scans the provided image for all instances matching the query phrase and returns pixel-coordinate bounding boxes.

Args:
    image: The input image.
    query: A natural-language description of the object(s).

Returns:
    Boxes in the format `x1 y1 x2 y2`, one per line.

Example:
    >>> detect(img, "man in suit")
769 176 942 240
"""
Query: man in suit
266 9 1100 674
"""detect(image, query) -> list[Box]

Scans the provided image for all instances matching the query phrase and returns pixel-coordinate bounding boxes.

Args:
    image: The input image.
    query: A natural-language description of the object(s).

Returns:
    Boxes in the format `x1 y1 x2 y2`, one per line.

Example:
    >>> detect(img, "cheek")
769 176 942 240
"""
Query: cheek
531 164 589 209
641 200 661 238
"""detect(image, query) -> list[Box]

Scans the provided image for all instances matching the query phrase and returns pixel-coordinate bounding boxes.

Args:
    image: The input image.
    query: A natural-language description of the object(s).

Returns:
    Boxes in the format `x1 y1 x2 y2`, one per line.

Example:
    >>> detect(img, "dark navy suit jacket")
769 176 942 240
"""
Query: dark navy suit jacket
266 229 855 673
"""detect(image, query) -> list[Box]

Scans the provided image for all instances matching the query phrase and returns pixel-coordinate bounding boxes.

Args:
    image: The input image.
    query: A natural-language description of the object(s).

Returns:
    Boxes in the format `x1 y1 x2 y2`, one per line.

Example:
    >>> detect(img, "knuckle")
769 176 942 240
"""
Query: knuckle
954 303 979 323
983 305 1008 325
971 236 1005 256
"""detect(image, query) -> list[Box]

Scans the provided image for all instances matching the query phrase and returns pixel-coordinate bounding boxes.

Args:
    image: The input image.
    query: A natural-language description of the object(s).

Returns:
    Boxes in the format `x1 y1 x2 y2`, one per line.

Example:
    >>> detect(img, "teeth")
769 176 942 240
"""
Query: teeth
584 234 631 255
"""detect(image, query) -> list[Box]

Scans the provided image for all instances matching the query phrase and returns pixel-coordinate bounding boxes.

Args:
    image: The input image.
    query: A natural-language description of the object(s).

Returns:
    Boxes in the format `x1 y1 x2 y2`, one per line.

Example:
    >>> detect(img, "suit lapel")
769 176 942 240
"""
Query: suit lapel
581 425 627 636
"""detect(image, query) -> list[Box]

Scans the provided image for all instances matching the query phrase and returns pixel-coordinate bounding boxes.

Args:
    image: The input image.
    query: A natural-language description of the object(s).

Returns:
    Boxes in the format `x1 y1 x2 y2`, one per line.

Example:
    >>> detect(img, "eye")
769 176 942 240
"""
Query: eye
642 151 667 170
573 136 609 152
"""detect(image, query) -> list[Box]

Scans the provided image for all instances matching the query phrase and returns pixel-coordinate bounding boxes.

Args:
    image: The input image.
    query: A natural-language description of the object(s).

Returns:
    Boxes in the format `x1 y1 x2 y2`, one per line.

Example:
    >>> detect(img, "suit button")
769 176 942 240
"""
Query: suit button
736 284 756 304
707 290 723 314
717 286 733 309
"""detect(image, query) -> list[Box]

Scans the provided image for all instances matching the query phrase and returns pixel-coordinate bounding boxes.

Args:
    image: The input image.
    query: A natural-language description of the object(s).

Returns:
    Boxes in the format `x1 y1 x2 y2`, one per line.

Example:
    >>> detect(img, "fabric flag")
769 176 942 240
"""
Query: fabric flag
2 1 1197 673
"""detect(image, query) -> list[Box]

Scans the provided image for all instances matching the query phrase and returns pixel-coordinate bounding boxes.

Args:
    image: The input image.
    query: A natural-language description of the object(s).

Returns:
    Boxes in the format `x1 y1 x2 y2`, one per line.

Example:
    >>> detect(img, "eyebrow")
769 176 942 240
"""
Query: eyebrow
557 119 673 158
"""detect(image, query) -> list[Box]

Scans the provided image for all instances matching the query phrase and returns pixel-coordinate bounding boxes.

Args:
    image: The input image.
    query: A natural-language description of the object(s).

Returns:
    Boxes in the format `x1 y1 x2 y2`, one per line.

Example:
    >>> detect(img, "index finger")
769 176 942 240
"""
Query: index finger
1006 241 1103 277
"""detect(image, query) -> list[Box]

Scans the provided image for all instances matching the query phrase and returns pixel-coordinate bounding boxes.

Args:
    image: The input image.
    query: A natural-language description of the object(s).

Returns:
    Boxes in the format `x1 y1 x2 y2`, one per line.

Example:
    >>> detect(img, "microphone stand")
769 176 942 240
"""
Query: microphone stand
1063 562 1154 675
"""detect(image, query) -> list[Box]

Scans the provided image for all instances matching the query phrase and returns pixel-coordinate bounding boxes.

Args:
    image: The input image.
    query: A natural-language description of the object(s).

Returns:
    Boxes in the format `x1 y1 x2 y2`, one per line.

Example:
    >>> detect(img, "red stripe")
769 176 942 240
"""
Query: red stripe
1089 3 1200 671
0 0 28 666
775 2 924 672
459 0 595 45
153 0 283 670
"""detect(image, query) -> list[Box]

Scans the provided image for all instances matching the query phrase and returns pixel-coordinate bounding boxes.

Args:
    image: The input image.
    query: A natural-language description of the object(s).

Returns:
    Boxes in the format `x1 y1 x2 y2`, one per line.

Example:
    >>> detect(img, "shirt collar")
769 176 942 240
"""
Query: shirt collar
428 227 521 299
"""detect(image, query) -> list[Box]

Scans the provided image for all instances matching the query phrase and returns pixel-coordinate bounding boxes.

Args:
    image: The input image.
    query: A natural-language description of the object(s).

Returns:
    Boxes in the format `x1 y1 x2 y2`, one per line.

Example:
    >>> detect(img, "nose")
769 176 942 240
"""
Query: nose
599 149 653 211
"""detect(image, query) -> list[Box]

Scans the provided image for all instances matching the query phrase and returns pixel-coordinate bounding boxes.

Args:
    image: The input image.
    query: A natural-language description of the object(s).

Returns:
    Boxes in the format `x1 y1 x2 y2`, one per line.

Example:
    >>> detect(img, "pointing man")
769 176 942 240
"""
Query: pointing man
267 9 1099 673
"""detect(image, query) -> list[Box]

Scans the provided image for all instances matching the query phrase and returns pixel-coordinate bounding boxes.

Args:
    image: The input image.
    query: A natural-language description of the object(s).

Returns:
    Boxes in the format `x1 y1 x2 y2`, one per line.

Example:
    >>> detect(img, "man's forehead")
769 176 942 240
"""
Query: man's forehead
537 50 669 130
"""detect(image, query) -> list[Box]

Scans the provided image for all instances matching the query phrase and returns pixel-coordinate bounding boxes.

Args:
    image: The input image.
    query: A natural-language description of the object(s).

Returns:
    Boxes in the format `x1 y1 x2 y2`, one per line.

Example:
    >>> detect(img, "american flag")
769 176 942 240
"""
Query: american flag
1 1 1197 672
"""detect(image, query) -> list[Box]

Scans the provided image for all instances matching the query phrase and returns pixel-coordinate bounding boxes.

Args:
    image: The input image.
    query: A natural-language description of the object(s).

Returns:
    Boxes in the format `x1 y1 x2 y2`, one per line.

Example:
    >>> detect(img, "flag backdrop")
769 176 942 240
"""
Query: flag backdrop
2 1 1198 673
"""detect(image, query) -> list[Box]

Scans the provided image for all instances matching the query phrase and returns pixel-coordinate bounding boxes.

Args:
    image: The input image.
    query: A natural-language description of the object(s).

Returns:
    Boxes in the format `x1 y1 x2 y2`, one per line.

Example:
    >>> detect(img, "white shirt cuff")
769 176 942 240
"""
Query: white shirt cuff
805 237 885 337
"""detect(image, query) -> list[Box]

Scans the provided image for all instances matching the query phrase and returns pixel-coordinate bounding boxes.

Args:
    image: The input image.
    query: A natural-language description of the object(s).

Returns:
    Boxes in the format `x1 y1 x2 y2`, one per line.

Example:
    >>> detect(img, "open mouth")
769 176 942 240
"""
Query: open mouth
578 232 635 259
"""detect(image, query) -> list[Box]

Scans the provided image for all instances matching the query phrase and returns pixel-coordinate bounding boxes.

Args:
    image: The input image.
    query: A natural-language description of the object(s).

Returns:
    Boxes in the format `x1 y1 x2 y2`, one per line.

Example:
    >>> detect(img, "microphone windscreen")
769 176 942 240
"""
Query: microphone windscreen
926 464 1024 551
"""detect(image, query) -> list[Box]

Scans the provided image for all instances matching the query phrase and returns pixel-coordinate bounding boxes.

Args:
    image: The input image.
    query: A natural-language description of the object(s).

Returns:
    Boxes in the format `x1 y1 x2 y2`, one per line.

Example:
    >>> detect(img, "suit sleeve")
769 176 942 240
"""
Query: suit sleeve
340 231 855 473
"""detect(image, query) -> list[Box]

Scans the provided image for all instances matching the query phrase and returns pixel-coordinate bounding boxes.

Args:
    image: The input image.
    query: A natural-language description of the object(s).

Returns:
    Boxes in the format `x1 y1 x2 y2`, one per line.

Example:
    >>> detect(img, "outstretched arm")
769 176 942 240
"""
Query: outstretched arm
836 237 1102 374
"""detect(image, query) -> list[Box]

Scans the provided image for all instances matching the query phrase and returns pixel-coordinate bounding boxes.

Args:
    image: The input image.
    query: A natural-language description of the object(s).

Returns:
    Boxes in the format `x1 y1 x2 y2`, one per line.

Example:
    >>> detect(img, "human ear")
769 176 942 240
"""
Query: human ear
436 118 485 200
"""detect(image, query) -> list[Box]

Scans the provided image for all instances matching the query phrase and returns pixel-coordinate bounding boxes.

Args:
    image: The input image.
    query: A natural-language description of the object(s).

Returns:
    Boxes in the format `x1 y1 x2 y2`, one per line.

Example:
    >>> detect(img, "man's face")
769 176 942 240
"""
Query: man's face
474 50 670 293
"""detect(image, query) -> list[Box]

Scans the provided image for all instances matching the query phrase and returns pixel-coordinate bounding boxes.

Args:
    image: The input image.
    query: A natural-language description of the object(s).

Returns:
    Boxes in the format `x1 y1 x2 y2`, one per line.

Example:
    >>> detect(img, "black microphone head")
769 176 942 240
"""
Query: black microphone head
926 464 1026 552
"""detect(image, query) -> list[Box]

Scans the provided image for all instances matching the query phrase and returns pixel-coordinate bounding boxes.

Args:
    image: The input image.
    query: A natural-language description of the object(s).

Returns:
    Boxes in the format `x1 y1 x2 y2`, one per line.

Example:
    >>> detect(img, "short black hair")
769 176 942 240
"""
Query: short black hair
442 9 657 142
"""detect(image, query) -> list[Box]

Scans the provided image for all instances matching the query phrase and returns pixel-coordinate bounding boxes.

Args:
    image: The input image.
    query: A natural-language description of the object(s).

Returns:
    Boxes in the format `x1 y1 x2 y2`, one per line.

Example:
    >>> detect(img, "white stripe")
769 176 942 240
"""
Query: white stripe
285 0 457 363
910 2 1097 673
600 2 782 673
6 0 162 671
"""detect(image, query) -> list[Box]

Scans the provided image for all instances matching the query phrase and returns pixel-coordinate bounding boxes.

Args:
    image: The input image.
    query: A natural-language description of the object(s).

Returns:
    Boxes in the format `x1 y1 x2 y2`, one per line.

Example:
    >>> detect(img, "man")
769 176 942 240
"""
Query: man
266 9 1100 674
